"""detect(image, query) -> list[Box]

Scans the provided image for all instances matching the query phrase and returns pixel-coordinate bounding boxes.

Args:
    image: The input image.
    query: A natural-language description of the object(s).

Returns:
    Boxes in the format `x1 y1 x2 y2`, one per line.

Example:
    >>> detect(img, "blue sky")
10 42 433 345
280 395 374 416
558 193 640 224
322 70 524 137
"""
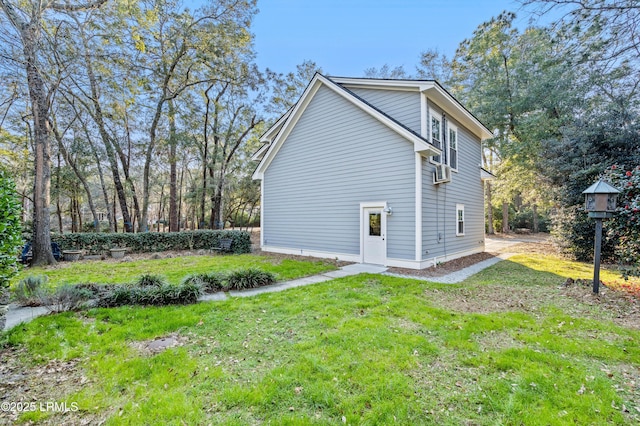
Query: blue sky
251 0 548 77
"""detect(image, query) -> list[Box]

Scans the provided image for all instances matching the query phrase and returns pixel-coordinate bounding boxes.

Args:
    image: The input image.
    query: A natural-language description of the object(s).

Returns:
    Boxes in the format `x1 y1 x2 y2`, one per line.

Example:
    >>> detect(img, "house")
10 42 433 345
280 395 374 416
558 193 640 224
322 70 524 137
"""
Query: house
252 74 493 269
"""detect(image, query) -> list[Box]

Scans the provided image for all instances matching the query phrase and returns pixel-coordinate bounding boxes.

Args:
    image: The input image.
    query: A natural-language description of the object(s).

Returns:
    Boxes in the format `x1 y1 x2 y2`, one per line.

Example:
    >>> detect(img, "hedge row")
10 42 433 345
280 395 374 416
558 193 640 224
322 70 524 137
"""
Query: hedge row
51 230 251 255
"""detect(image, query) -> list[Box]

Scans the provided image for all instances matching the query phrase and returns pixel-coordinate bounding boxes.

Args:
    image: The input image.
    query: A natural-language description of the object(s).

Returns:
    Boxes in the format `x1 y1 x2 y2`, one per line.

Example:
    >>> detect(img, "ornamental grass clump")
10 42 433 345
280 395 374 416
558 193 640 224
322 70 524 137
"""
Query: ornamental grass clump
182 272 227 293
227 268 276 290
13 275 47 306
135 273 166 288
99 279 202 308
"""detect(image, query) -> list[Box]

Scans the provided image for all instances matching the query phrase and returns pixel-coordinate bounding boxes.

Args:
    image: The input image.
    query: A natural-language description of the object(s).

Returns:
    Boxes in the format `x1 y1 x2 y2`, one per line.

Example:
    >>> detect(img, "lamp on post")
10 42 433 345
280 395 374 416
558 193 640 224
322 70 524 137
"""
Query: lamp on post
582 180 620 294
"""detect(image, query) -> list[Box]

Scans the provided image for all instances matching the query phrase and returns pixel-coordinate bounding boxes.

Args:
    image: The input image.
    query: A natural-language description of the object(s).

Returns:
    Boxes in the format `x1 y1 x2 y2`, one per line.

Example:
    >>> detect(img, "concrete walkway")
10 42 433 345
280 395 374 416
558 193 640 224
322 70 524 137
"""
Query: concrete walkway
3 246 521 331
383 253 514 284
2 264 389 331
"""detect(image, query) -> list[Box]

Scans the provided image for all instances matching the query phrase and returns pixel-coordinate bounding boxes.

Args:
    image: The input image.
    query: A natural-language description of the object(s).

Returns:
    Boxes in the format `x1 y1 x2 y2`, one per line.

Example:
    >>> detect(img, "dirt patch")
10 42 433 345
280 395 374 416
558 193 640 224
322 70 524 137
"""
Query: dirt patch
422 279 640 330
130 333 189 356
506 240 560 256
422 284 546 315
474 330 525 352
561 279 640 330
387 252 497 278
0 347 108 425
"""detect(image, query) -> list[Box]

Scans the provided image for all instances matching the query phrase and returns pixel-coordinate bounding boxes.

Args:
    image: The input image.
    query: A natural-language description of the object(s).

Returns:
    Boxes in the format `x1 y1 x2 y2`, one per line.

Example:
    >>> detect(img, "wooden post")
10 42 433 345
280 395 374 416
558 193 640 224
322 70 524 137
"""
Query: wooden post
593 218 603 294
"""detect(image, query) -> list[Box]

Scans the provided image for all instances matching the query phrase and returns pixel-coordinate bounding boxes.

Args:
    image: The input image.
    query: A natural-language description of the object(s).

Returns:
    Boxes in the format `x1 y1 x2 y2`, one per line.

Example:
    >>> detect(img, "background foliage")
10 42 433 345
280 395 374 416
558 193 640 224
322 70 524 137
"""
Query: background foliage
52 230 251 255
0 169 22 289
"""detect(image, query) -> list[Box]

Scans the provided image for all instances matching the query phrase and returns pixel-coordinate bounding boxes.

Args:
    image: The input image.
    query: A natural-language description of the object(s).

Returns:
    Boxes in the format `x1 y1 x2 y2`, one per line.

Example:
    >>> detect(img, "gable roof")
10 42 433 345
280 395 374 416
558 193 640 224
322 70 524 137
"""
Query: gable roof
330 77 493 140
253 73 442 179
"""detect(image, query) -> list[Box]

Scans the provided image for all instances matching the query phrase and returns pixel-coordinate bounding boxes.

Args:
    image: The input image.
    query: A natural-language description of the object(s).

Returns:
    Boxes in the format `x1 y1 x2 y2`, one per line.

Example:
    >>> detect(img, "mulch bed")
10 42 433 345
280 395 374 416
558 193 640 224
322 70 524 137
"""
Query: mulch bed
387 252 497 278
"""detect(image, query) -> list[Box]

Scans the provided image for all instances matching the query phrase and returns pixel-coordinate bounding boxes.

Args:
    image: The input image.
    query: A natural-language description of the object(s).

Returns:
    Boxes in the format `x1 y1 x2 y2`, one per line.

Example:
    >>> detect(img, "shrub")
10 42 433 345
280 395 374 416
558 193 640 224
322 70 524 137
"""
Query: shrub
135 274 166 288
13 275 48 307
227 268 276 290
43 284 94 313
99 281 202 308
182 272 227 293
604 165 640 277
51 230 251 255
0 169 22 329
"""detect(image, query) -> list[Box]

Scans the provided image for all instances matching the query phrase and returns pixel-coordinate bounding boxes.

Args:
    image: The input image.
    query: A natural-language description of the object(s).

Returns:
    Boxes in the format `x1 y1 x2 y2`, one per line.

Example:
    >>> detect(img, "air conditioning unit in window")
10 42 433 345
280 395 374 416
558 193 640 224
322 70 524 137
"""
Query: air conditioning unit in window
433 163 451 184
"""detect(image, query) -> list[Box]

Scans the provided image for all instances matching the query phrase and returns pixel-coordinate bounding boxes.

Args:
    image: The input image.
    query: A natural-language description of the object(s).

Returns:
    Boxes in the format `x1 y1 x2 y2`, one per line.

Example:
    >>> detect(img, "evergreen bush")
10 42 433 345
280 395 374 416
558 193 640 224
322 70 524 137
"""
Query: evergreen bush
0 169 22 329
52 230 251 255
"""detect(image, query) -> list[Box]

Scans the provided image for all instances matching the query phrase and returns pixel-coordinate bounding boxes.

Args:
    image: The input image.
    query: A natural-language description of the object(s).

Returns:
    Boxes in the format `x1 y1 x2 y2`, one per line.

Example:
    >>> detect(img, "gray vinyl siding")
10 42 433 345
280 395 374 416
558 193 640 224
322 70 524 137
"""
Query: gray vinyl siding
346 88 422 135
421 115 484 260
263 85 416 260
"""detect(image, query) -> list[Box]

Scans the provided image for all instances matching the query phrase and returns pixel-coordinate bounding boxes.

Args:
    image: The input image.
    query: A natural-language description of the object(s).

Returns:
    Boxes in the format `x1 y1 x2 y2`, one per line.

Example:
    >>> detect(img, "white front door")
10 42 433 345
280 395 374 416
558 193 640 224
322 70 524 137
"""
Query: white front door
363 207 386 265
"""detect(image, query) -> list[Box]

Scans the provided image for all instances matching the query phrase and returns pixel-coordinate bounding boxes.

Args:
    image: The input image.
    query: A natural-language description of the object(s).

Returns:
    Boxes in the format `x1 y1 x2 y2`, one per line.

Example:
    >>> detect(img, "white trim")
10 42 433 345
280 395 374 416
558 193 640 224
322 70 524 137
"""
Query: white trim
329 76 493 140
251 143 270 161
448 122 459 172
429 108 443 165
481 168 495 180
261 245 361 263
253 74 441 180
421 85 493 140
360 201 388 265
260 109 292 143
260 179 265 246
456 204 465 236
415 153 422 261
260 245 486 271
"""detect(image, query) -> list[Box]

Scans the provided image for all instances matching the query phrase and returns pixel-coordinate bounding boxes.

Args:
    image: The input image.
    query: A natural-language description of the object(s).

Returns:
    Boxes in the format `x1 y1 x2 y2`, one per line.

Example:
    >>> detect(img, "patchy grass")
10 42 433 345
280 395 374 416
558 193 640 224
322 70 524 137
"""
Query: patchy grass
12 254 337 287
1 253 639 424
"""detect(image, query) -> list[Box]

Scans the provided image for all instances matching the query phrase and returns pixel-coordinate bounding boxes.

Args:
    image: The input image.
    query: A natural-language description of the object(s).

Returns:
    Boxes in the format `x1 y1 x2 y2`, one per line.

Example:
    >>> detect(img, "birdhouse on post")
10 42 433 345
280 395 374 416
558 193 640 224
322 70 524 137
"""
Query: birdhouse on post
583 180 620 219
582 179 620 294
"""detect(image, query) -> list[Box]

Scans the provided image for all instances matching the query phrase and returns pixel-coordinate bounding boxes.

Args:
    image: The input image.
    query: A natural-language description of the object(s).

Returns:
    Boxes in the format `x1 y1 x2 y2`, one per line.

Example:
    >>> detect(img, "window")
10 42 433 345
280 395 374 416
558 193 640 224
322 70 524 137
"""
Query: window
449 124 458 170
456 204 465 236
430 110 442 163
369 212 381 236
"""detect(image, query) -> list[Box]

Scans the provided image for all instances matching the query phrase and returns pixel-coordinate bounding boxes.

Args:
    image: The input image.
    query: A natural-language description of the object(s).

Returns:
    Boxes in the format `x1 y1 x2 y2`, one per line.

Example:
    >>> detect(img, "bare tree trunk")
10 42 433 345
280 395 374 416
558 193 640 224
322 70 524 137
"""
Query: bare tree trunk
502 202 509 234
168 99 179 232
25 32 55 264
178 165 184 231
84 124 114 232
112 189 118 233
76 30 134 233
533 203 539 233
55 151 63 233
53 123 100 231
486 181 494 235
117 106 141 228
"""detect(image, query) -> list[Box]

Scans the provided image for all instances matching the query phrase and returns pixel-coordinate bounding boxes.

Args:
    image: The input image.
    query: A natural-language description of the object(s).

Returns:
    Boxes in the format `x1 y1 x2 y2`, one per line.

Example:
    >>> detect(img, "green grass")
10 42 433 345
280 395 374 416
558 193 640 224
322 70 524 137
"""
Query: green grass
2 253 639 424
12 254 337 287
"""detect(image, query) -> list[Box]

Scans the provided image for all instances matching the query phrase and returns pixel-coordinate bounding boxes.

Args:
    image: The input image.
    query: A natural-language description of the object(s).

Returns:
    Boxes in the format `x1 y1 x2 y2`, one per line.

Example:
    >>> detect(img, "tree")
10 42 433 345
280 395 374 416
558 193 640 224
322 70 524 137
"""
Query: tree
446 12 579 233
0 0 106 264
363 64 409 79
0 168 22 330
522 0 640 64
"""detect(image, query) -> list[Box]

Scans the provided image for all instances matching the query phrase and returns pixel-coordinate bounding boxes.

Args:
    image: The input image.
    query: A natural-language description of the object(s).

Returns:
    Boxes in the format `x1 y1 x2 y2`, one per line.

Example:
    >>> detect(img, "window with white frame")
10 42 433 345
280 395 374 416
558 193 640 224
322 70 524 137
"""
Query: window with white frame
449 123 458 170
430 109 442 163
456 204 465 236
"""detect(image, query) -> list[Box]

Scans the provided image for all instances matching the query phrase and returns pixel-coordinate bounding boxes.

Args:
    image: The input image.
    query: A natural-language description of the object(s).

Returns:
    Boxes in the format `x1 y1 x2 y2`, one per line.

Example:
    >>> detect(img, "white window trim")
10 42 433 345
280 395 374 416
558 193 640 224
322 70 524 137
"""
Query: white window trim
448 122 459 172
429 108 442 165
456 204 465 236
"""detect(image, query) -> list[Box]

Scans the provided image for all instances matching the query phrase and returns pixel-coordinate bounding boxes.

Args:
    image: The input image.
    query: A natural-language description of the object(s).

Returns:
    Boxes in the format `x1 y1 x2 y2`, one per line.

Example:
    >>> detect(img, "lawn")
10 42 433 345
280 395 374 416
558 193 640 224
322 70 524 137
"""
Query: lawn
11 254 338 287
1 253 639 425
